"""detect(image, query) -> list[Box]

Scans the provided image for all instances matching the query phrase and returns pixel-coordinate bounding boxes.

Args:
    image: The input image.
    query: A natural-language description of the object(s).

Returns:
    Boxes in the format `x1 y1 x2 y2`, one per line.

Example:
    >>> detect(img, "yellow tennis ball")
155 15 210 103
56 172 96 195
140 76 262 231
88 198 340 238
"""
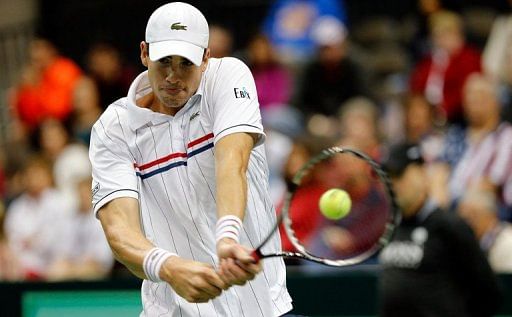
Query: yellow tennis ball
319 189 352 220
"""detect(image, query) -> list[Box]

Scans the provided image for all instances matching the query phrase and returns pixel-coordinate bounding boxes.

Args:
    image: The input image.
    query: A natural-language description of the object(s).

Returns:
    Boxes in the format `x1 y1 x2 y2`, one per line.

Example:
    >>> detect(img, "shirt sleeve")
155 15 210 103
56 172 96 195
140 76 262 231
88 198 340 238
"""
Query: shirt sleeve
209 57 266 146
89 118 139 216
488 125 512 185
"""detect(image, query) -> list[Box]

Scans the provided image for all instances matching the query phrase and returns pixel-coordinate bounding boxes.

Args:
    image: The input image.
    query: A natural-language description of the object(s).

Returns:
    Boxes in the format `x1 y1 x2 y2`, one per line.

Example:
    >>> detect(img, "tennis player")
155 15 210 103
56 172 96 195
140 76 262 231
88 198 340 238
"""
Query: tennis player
89 2 292 316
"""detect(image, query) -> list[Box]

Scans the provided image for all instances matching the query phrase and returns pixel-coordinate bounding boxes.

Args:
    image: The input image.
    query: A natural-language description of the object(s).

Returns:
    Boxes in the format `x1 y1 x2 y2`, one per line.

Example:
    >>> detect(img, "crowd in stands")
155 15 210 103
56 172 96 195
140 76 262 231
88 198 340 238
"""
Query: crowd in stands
1 0 512 281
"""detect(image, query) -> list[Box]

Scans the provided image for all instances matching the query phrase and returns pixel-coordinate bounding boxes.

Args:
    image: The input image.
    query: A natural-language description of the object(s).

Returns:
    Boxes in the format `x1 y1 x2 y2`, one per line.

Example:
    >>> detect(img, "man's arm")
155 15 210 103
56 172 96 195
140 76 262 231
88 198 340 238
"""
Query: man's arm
98 197 227 303
215 132 262 285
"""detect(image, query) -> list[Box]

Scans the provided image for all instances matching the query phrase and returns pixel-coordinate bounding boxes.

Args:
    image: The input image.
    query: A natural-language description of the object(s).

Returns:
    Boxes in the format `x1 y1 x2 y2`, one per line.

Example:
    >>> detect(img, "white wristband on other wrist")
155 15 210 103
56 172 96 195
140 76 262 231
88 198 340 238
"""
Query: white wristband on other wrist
142 247 176 282
216 215 243 244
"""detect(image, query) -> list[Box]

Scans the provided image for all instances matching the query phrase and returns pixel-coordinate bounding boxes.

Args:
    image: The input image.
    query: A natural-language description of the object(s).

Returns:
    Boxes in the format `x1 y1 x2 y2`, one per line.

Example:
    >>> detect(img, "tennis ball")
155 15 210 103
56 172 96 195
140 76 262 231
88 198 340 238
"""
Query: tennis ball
319 189 352 220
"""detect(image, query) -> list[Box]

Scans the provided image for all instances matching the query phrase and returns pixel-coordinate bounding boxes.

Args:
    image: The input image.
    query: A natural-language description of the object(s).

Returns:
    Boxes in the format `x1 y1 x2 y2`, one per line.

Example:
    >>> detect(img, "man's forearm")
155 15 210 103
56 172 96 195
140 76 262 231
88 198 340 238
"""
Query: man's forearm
214 133 255 221
98 198 156 280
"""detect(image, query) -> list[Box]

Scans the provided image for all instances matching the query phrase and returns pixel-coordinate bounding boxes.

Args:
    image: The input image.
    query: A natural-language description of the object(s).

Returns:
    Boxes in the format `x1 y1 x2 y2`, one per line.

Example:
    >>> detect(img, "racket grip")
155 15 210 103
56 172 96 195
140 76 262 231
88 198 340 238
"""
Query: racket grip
251 249 263 263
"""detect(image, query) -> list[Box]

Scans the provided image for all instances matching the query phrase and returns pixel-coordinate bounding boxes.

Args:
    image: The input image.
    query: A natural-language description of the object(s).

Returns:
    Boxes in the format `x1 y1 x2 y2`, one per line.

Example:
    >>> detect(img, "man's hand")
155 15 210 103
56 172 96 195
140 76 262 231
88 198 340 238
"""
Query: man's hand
216 238 262 286
160 256 228 303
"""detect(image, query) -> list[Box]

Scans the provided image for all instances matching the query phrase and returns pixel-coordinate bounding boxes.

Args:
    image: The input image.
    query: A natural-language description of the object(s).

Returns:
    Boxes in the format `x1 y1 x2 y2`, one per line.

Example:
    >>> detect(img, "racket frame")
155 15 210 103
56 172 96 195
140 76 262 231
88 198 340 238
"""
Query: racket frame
252 146 401 267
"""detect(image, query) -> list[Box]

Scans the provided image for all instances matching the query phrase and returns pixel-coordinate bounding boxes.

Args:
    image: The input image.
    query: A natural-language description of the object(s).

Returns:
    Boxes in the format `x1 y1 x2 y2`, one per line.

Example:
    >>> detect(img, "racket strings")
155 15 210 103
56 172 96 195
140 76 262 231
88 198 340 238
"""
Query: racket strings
283 148 396 264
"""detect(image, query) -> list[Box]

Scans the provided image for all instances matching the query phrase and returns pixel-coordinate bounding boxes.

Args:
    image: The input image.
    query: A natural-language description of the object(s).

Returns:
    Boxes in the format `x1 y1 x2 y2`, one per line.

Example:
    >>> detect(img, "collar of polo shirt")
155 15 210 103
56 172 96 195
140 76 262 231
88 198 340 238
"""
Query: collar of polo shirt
126 69 206 131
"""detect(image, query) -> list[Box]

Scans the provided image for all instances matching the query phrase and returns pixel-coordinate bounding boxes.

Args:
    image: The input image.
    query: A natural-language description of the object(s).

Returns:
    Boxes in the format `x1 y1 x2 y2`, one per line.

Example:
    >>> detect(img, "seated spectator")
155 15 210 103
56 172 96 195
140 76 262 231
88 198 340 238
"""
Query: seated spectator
482 13 512 123
294 17 366 118
446 74 512 218
379 143 501 317
303 100 387 262
70 76 102 144
278 134 335 257
338 97 382 159
401 93 447 165
34 118 91 210
85 43 136 110
407 0 446 62
482 1 512 81
4 155 70 280
209 24 233 58
307 137 388 262
46 177 114 281
247 33 292 112
11 38 82 131
404 94 437 144
410 10 481 124
262 0 347 63
458 189 512 273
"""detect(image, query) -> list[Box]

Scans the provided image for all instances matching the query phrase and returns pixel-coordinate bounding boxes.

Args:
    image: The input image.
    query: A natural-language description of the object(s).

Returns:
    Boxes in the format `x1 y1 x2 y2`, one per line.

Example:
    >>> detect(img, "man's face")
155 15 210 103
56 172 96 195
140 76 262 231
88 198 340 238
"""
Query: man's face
432 28 463 54
391 165 428 218
463 78 497 127
140 42 208 110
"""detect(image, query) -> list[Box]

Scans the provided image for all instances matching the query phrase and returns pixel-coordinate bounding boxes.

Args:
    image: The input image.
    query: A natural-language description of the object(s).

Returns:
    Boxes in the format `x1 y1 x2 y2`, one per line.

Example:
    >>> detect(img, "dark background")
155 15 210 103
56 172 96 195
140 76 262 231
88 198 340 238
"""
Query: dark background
37 0 512 70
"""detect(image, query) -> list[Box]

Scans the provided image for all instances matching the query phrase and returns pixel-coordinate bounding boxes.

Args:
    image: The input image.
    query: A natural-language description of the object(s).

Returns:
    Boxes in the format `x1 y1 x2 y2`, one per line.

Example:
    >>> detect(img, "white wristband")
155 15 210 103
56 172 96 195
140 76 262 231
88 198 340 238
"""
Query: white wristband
142 247 176 282
216 215 243 244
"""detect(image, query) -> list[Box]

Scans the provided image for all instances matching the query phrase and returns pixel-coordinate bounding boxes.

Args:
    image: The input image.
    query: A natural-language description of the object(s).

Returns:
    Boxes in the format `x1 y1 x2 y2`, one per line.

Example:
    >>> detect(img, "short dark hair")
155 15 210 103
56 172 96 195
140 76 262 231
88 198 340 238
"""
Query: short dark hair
382 143 424 177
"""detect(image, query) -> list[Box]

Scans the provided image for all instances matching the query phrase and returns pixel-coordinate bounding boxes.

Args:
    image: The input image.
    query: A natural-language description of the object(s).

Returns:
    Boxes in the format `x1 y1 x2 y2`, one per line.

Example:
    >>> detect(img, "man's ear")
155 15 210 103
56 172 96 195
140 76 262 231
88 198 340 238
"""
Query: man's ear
201 48 210 72
140 41 149 68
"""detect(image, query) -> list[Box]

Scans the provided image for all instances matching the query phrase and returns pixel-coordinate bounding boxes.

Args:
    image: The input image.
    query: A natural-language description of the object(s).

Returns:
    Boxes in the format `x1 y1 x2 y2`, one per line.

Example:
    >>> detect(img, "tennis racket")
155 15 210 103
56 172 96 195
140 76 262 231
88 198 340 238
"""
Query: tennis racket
252 146 401 267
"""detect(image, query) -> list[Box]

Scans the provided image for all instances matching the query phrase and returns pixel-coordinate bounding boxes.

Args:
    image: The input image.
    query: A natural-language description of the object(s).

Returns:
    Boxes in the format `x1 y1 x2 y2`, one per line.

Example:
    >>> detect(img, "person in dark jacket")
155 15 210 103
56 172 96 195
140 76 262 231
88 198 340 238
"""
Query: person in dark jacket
378 143 502 317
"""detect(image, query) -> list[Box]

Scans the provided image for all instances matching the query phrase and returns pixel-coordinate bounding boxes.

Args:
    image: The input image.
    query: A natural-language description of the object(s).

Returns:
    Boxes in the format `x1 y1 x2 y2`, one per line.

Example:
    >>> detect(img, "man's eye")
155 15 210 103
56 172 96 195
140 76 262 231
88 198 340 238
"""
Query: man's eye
159 57 172 64
182 60 194 67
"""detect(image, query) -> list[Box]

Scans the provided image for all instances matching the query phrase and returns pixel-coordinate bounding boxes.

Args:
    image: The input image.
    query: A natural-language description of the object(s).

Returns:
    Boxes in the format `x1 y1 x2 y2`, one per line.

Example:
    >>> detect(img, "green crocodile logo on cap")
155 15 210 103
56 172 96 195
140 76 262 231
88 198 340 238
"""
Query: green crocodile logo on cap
171 22 187 30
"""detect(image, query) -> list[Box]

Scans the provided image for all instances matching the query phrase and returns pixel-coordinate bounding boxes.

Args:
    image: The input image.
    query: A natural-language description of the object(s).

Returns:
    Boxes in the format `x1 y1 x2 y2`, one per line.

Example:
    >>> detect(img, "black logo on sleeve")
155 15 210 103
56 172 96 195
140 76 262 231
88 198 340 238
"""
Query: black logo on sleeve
234 87 250 99
92 182 100 196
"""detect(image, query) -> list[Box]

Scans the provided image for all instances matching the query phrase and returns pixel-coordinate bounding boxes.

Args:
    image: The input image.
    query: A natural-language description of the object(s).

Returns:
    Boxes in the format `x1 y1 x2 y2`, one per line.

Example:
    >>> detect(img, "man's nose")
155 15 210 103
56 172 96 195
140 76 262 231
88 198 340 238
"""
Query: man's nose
165 65 179 82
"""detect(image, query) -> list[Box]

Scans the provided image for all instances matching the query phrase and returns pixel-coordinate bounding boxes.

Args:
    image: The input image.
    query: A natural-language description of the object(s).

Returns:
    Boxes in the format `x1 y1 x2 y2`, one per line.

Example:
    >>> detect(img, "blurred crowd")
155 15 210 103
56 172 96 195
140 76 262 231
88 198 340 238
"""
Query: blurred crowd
1 0 512 282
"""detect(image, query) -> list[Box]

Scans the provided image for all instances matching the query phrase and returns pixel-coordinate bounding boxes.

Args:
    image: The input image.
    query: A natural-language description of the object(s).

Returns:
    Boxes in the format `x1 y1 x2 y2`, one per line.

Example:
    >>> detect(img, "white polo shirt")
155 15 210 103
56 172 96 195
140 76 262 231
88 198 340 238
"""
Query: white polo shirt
89 57 292 317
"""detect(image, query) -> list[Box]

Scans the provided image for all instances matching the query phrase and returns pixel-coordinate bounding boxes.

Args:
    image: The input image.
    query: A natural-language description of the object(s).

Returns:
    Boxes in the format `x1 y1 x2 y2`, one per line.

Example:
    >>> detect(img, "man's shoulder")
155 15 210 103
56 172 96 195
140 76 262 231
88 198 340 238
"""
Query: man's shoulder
206 57 250 79
92 97 129 131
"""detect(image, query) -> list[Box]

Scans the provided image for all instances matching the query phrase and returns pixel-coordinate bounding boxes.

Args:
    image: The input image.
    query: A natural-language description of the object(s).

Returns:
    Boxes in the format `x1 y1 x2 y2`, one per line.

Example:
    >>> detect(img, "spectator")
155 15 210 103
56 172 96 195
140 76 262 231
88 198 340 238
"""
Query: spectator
247 33 292 112
446 74 512 217
482 2 512 83
482 6 512 123
294 17 366 118
34 118 91 210
208 24 233 58
278 134 335 257
458 189 512 273
402 93 446 164
379 143 501 317
11 38 82 131
304 100 387 261
70 76 102 145
262 0 347 63
46 177 114 281
85 43 136 110
338 97 382 159
4 155 70 280
406 0 447 62
403 93 437 144
410 10 481 124
307 137 388 262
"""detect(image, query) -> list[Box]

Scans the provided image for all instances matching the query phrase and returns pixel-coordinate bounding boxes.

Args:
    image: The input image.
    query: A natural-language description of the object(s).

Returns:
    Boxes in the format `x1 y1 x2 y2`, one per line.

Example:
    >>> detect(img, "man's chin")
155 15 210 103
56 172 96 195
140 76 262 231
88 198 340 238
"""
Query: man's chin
161 97 187 109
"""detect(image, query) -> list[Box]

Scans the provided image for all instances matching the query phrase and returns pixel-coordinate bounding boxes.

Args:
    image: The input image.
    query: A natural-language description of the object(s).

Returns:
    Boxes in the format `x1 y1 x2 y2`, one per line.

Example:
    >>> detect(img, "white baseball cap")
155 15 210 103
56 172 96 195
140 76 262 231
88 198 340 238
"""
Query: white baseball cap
145 2 209 66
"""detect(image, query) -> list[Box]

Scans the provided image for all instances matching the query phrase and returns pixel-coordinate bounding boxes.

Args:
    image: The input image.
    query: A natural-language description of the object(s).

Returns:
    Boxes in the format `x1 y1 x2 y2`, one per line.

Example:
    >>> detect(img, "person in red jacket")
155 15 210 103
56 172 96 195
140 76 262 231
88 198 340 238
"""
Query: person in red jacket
12 38 82 131
410 10 481 124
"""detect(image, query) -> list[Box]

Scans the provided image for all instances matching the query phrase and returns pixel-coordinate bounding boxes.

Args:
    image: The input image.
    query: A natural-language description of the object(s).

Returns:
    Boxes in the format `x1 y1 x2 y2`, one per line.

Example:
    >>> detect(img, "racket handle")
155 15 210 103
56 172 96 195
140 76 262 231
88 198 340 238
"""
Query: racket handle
251 249 263 263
